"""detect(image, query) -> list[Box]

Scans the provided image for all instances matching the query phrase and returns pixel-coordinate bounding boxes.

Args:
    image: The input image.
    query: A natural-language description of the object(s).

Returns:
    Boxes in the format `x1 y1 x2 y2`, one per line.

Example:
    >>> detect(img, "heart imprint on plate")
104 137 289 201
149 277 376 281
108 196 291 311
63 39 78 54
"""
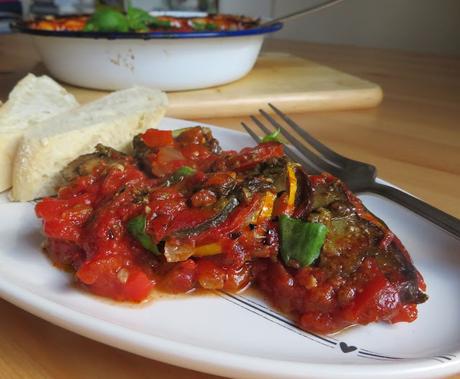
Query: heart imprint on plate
339 342 357 353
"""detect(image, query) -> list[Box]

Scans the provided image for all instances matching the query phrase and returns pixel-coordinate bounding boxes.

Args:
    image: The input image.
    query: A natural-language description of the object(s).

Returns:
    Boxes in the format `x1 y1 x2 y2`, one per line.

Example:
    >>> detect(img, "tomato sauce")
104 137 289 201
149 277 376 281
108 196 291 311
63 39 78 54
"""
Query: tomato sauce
35 126 427 334
27 14 259 33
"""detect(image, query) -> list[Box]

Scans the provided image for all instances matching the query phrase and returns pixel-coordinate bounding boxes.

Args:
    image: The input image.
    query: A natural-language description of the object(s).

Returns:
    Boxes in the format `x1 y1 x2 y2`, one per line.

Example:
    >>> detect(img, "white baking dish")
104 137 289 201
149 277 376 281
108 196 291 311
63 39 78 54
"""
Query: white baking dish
14 15 282 91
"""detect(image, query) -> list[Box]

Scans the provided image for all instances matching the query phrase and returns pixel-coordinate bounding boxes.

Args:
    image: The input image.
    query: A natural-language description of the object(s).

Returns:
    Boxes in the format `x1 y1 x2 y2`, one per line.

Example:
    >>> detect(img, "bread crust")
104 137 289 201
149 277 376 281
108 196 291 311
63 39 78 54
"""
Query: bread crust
10 86 168 201
0 74 78 192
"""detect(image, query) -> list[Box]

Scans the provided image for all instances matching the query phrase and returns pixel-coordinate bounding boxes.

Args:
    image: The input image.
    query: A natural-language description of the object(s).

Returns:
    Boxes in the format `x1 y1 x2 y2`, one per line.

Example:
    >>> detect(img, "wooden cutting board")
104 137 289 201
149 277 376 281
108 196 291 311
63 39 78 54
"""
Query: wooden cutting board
65 52 382 119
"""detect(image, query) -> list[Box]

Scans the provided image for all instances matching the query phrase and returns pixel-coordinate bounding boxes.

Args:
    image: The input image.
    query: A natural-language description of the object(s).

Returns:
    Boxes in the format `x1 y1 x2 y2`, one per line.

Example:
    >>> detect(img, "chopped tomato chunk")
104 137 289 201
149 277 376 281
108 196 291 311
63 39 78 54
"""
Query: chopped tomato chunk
141 129 174 148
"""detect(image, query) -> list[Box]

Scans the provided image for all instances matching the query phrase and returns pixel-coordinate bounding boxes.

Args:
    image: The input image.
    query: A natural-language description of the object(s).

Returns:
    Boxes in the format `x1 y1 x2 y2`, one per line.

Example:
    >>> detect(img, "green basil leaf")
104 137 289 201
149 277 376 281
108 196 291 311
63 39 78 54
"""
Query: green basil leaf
175 166 196 176
205 23 217 30
167 166 196 185
191 21 206 31
83 21 96 32
191 21 217 31
127 215 160 255
262 128 281 143
85 9 129 32
127 7 155 32
279 215 327 267
150 18 172 28
171 127 191 137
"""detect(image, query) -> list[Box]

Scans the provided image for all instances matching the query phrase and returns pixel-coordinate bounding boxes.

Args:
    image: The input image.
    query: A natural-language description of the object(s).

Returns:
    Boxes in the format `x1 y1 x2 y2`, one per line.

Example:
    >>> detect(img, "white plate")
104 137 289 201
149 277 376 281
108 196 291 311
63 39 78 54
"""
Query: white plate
0 118 459 379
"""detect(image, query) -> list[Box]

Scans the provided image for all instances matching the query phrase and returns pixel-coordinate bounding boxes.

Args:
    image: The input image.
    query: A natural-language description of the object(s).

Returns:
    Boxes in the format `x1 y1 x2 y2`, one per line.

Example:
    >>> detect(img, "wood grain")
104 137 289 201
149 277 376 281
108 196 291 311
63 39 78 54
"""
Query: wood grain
0 40 383 118
0 34 459 379
0 298 221 379
59 52 382 118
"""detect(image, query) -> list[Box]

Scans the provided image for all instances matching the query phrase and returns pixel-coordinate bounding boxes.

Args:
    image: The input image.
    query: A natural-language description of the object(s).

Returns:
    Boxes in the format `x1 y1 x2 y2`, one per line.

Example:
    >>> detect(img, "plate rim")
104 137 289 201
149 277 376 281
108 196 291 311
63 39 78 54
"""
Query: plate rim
1 273 459 379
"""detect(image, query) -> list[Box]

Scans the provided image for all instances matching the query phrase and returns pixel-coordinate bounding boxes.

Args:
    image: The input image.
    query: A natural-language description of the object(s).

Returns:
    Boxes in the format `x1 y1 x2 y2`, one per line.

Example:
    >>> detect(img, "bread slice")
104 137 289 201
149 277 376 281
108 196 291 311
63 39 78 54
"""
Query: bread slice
0 74 79 192
11 87 168 201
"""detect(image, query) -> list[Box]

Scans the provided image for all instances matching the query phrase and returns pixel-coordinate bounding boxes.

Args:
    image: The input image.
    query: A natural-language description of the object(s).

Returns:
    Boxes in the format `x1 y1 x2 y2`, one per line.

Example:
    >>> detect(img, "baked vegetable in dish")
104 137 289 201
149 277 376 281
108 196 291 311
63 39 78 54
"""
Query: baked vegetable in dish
26 10 259 33
35 126 427 334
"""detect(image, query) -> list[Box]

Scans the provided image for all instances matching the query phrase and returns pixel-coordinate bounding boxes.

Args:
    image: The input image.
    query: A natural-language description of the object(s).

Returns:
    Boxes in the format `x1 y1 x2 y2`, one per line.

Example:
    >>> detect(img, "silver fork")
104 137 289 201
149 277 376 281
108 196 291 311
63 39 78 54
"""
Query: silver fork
242 104 460 238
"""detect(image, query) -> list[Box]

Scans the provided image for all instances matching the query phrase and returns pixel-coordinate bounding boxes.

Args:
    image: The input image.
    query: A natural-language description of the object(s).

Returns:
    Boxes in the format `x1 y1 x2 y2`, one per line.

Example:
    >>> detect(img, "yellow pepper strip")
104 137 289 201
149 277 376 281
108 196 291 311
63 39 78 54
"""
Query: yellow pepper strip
192 242 222 257
257 191 277 223
287 162 298 209
164 241 222 262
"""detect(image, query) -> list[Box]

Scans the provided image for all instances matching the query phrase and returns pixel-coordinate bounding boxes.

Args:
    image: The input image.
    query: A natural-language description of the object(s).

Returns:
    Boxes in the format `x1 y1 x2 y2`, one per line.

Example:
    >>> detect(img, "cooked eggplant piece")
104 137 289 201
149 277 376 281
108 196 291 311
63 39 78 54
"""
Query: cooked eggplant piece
174 196 239 237
132 133 153 176
175 126 222 154
254 172 427 334
203 172 237 197
61 144 127 182
292 166 313 219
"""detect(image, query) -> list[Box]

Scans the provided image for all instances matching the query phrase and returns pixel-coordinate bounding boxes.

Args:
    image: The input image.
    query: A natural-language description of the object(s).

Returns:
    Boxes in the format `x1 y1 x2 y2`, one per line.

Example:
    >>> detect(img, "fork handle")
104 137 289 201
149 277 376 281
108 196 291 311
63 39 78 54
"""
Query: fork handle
369 182 460 238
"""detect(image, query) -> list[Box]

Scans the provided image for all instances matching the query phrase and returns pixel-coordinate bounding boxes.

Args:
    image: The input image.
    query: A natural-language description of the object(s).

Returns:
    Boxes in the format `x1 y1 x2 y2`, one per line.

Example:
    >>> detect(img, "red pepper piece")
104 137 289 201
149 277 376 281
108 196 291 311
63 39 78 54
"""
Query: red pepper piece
141 129 174 148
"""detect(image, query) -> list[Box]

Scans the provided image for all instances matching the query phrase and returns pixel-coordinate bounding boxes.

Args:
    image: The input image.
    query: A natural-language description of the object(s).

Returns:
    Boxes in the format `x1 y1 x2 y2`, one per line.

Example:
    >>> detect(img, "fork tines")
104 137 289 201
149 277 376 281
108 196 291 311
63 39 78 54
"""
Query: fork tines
243 105 460 237
242 104 342 176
